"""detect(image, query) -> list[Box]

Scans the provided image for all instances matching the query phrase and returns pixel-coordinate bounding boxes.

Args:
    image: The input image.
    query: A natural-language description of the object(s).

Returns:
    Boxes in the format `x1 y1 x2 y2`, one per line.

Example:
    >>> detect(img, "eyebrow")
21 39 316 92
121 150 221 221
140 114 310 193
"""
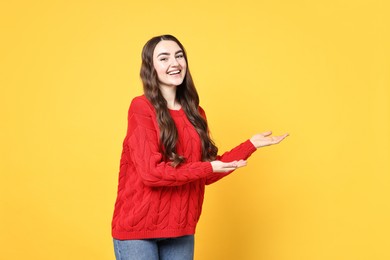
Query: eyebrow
157 50 183 57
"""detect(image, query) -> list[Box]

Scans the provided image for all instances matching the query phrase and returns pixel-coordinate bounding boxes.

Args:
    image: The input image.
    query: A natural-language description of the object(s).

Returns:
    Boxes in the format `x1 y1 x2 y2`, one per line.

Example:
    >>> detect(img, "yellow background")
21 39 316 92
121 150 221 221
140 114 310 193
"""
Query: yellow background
1 0 389 259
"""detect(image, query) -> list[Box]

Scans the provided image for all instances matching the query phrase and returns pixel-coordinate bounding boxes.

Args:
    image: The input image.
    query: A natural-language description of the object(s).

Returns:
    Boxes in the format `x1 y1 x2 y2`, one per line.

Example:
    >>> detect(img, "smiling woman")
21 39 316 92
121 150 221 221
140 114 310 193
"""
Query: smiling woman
111 34 288 260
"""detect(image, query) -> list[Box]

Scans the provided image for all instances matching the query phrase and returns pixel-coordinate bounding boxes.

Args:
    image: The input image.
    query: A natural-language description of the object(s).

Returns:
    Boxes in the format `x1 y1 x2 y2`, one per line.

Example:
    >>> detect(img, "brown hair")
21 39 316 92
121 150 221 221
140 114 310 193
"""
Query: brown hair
140 34 218 167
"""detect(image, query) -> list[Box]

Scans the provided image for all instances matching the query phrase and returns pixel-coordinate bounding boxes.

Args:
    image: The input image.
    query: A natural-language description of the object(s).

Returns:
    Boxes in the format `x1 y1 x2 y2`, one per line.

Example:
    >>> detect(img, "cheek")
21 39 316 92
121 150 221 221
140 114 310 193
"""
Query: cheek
154 64 166 76
180 61 187 71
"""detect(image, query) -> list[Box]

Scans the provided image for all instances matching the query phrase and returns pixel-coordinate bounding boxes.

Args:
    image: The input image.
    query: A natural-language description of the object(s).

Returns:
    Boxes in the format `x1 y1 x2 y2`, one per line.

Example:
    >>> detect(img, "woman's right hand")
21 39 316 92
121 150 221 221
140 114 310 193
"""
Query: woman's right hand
210 160 247 173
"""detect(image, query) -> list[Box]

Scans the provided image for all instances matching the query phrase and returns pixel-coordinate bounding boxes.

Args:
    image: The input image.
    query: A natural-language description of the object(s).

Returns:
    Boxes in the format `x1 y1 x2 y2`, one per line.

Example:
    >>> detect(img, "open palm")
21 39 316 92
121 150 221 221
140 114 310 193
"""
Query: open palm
250 131 289 148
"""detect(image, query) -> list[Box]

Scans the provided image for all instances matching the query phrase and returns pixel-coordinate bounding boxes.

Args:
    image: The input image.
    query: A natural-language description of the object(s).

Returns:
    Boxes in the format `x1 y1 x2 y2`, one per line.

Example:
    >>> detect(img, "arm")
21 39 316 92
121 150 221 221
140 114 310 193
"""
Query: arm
199 109 289 185
127 97 213 187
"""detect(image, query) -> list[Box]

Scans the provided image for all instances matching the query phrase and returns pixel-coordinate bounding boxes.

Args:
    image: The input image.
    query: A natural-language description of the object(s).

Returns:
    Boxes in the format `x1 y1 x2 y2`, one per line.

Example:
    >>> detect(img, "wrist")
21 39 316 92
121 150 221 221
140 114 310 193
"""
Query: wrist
249 138 258 149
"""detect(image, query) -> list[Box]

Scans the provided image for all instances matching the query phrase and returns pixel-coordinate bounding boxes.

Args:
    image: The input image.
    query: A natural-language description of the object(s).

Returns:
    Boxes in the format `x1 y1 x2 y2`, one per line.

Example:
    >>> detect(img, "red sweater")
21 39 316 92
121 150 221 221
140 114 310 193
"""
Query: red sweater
111 95 257 240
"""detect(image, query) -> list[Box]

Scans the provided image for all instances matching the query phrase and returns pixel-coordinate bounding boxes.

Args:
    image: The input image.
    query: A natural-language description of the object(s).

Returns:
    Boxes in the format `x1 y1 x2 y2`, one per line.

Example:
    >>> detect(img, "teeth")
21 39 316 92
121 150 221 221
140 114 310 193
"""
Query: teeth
168 70 180 75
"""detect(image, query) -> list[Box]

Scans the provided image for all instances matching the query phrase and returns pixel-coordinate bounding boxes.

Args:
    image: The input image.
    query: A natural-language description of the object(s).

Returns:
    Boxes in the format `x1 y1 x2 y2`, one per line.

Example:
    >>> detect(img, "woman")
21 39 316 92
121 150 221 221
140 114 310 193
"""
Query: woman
111 34 288 260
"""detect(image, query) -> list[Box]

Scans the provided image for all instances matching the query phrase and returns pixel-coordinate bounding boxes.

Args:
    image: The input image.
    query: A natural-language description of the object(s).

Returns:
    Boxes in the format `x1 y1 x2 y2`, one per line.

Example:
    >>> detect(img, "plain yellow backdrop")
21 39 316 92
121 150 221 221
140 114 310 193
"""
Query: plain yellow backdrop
1 0 389 259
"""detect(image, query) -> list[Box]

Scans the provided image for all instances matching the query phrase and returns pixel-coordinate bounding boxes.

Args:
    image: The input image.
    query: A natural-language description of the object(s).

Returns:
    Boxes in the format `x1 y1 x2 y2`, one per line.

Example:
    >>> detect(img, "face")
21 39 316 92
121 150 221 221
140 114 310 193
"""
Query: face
153 40 187 89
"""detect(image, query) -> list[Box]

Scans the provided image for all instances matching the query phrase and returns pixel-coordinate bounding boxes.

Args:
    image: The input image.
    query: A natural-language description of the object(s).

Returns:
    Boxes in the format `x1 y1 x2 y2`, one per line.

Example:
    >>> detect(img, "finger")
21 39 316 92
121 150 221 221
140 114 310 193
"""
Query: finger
221 160 246 170
274 133 289 143
235 164 246 169
221 165 246 172
279 133 289 139
222 167 239 172
221 161 238 168
236 160 247 167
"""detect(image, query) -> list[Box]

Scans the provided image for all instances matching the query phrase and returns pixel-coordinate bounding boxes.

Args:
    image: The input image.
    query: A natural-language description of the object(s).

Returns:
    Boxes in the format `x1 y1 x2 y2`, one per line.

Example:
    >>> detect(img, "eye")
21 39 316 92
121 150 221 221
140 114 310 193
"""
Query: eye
159 57 168 61
176 54 184 59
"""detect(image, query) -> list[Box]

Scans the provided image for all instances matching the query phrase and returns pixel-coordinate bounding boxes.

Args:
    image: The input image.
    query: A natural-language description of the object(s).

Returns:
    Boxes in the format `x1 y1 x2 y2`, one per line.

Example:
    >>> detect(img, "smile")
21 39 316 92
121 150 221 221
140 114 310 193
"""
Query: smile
167 70 181 75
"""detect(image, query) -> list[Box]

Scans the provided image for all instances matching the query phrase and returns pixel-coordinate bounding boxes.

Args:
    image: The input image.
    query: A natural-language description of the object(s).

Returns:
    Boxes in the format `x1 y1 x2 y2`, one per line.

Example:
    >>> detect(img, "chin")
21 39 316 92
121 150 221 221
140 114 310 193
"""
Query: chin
173 80 185 86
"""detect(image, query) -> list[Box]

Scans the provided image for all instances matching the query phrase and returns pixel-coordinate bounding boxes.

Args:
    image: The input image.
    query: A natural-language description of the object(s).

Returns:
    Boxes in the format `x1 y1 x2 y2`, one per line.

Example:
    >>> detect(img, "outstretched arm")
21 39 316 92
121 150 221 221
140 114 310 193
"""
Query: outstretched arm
206 131 289 185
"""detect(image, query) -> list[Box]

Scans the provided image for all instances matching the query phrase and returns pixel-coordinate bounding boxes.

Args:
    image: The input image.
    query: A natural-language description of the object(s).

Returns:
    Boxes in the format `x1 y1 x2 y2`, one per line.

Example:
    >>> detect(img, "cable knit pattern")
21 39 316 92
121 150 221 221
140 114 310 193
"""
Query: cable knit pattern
112 95 257 240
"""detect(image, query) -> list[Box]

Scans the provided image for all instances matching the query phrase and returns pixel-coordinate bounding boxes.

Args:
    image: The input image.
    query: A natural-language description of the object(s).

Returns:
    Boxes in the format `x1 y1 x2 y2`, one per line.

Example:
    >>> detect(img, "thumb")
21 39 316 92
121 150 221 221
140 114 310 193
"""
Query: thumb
261 131 272 137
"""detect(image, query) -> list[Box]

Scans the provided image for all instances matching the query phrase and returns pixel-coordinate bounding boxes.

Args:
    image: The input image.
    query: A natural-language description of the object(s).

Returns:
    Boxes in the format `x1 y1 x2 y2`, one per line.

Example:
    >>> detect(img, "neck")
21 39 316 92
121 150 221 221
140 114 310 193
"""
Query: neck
159 85 180 110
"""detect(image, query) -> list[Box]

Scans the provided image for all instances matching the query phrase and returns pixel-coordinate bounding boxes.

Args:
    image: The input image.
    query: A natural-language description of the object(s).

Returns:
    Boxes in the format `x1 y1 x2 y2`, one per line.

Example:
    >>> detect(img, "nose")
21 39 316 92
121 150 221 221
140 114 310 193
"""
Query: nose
170 57 179 66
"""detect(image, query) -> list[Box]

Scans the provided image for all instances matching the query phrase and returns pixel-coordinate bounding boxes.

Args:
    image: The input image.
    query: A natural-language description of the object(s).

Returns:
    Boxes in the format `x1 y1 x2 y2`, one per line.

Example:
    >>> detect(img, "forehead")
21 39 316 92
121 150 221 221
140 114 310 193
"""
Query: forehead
153 40 183 57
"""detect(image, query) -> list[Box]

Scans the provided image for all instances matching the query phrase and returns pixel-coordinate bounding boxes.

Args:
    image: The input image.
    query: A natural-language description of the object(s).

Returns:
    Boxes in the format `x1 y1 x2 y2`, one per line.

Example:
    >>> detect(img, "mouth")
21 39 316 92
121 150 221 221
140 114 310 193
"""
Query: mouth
167 70 181 75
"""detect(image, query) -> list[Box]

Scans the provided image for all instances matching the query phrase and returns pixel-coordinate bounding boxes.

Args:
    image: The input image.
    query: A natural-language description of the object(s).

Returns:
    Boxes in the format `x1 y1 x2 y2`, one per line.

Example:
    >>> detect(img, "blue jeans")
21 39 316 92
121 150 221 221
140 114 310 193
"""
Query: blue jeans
113 235 194 260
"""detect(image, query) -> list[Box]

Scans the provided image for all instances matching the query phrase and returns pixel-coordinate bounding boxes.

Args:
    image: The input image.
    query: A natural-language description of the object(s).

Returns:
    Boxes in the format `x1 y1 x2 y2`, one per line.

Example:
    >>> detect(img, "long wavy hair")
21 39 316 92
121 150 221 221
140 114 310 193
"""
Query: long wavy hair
140 34 218 167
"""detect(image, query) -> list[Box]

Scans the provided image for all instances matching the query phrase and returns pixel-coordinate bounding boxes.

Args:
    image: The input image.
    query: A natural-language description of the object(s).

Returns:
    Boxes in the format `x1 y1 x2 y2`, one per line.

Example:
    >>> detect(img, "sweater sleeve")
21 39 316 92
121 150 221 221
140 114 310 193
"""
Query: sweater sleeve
126 97 213 187
205 139 257 185
198 107 257 185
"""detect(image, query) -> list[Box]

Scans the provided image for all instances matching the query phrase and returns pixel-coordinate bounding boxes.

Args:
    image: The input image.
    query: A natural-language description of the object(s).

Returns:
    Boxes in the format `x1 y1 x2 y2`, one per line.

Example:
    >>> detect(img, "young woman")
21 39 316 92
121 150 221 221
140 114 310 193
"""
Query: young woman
111 34 288 260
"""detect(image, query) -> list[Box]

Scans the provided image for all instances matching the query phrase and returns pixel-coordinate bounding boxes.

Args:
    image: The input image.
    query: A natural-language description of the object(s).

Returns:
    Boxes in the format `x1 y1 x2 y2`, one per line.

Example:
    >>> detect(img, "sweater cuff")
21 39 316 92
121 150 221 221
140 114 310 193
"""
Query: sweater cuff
243 139 257 155
204 162 213 174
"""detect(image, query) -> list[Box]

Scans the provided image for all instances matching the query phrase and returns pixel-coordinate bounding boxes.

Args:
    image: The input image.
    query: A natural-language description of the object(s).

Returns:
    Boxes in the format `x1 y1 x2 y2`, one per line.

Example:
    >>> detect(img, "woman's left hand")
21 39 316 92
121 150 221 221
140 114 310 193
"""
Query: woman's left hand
250 131 289 148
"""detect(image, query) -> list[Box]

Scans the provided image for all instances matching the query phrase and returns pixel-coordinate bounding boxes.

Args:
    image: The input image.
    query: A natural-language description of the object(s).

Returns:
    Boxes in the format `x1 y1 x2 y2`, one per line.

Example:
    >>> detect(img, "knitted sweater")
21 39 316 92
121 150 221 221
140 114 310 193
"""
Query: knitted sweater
111 95 257 240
